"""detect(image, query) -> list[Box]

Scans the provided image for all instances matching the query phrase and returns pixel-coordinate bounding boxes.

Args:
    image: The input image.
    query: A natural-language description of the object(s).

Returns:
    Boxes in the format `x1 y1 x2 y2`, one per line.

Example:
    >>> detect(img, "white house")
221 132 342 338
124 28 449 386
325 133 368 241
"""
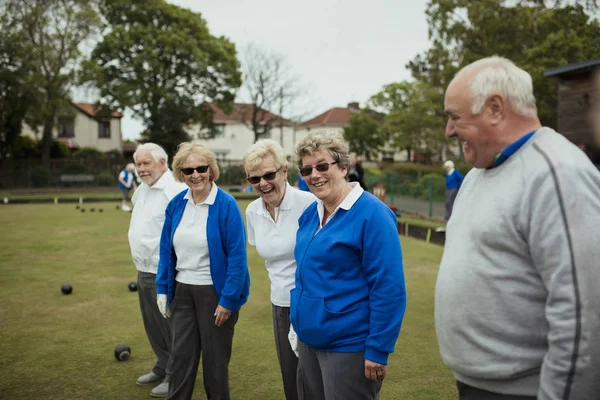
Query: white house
185 103 296 161
296 102 409 162
21 103 124 154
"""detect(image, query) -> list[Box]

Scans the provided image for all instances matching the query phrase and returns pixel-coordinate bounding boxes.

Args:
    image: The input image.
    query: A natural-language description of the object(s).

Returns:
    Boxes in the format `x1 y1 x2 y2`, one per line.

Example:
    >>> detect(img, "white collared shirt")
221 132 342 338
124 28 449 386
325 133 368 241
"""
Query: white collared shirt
128 170 187 273
174 182 219 285
447 168 455 176
246 183 316 306
316 181 364 232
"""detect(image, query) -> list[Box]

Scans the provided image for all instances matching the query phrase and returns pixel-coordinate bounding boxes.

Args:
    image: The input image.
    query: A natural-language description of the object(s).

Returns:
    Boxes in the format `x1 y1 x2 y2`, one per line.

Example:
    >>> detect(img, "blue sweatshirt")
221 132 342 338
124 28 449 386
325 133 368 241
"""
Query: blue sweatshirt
291 191 406 365
156 187 250 311
446 169 464 190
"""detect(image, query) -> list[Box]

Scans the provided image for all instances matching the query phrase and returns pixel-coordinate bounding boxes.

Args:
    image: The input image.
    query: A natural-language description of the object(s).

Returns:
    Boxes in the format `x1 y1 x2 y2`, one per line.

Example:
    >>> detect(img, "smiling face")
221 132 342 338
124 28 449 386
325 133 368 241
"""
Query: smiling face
135 150 165 187
247 155 287 208
301 149 347 205
181 154 212 198
445 77 496 168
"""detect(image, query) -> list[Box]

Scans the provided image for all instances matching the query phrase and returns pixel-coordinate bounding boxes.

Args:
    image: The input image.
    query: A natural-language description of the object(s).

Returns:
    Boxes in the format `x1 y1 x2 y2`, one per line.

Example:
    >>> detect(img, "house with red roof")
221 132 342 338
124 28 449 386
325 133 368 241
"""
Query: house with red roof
184 102 294 160
22 102 124 154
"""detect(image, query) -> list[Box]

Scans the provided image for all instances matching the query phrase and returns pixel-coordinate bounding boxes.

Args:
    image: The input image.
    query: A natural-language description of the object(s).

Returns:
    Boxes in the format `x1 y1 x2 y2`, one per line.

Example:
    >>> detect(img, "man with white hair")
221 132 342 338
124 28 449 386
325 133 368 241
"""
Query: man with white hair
435 56 600 399
442 159 463 222
128 143 186 398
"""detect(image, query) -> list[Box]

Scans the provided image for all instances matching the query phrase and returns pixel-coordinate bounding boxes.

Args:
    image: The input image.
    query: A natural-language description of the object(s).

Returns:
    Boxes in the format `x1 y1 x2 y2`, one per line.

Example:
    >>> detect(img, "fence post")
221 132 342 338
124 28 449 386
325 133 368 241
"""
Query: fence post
428 176 433 217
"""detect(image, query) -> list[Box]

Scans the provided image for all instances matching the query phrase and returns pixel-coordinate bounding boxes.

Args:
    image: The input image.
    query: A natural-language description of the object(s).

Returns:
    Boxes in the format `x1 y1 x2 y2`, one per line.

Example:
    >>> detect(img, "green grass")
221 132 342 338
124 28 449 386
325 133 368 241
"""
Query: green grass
398 216 445 230
0 202 455 399
0 189 260 201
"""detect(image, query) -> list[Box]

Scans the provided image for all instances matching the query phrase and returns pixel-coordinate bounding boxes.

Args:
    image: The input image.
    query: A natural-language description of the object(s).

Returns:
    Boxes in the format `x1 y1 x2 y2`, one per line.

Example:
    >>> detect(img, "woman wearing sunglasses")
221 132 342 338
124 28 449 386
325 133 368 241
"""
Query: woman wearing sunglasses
291 131 406 400
155 142 250 400
242 139 315 400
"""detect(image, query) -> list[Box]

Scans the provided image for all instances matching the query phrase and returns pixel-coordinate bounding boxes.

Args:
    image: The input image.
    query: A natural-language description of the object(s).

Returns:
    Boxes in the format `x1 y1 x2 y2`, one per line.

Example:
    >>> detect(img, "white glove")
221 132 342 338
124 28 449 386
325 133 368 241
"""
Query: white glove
157 294 170 318
288 324 299 358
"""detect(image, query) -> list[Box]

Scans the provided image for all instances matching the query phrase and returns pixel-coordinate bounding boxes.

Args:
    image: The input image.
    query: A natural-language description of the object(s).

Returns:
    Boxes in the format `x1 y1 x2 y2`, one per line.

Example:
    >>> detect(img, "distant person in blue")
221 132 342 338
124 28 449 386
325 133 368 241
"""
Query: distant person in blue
443 160 463 221
291 130 406 400
296 175 310 192
118 163 137 211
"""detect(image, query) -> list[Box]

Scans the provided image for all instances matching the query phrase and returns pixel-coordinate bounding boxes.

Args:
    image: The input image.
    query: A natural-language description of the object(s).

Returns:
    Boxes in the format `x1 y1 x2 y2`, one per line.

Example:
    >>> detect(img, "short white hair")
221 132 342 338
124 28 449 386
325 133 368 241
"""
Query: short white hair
133 142 169 169
444 160 454 169
458 56 537 118
243 139 287 175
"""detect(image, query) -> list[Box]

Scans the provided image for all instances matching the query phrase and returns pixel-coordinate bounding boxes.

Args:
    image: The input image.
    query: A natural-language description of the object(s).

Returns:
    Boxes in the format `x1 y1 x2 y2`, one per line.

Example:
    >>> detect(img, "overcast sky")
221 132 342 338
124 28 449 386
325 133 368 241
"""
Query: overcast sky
98 0 432 140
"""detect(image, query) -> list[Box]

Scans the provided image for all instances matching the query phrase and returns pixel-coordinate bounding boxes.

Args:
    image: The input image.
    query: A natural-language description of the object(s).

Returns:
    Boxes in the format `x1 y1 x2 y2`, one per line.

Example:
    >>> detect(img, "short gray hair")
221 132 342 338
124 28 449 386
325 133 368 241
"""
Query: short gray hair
295 130 350 172
458 56 537 118
243 139 287 175
444 160 454 169
172 142 220 182
133 142 169 169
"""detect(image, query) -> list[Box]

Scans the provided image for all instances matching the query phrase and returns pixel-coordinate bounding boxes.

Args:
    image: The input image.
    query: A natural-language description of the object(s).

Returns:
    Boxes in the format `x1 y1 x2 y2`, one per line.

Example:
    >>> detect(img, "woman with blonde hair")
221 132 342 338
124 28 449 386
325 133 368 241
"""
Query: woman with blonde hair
156 142 250 400
243 139 315 400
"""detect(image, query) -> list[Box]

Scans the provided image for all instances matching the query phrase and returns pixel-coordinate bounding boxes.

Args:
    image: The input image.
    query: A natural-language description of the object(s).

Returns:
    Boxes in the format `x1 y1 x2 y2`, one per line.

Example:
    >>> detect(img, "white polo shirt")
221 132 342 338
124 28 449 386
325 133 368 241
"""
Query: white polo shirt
246 183 316 307
128 170 187 273
174 182 219 286
317 182 363 231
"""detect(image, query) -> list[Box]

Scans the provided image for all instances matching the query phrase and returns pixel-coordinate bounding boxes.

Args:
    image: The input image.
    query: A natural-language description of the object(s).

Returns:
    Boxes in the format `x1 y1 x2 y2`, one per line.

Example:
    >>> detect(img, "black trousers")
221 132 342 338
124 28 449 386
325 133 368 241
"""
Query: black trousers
168 283 238 400
272 305 299 400
457 381 536 400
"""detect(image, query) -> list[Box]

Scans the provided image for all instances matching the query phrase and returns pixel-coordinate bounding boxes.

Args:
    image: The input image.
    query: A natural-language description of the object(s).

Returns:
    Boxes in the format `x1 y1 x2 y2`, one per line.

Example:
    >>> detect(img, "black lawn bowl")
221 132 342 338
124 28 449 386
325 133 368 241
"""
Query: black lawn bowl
90 208 95 212
99 208 103 213
81 208 86 213
116 205 120 210
61 284 73 295
75 205 80 210
128 282 138 292
114 344 131 361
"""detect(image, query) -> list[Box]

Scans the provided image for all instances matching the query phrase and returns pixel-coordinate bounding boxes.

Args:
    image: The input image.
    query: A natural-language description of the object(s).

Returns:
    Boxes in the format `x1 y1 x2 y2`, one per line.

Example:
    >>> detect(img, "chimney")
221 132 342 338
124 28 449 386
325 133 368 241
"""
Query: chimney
347 102 360 111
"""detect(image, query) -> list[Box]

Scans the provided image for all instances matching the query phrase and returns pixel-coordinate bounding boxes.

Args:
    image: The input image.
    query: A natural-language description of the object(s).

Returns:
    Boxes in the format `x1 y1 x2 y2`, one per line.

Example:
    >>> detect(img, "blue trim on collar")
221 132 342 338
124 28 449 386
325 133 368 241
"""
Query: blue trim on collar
491 130 537 168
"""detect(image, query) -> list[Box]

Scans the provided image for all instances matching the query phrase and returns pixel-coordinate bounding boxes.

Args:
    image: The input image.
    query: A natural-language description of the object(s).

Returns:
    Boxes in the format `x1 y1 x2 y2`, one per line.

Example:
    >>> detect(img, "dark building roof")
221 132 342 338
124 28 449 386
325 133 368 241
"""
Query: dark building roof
544 58 600 78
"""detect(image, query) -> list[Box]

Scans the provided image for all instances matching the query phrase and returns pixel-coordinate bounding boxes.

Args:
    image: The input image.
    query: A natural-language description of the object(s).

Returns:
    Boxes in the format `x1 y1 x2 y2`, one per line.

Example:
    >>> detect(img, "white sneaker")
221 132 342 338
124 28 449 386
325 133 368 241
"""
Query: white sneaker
121 204 132 212
137 371 163 385
150 381 169 398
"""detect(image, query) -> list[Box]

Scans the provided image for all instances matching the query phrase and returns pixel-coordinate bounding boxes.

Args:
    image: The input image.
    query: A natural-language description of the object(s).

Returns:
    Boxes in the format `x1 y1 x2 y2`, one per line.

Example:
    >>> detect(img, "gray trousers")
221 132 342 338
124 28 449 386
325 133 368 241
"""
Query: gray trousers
456 381 536 400
445 188 459 221
272 305 299 400
297 341 381 400
169 283 238 400
138 271 172 380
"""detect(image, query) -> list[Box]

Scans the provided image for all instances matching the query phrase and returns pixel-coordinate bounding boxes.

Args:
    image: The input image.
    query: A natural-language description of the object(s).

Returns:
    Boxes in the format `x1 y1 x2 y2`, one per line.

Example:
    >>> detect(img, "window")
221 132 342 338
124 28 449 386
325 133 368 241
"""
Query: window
58 118 74 138
98 120 111 138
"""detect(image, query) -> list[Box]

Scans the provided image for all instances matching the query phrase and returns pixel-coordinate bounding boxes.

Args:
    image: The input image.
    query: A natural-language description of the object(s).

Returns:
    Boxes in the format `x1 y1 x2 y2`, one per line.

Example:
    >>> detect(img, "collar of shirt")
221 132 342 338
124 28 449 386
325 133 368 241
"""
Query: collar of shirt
184 182 218 205
446 168 455 176
491 130 537 169
262 183 295 214
317 181 364 224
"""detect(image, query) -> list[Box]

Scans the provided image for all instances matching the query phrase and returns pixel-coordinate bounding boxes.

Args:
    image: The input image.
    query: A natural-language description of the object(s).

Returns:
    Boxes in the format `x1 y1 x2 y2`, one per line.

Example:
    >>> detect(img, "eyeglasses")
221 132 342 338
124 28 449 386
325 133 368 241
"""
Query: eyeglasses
181 165 210 175
299 161 338 177
247 167 282 184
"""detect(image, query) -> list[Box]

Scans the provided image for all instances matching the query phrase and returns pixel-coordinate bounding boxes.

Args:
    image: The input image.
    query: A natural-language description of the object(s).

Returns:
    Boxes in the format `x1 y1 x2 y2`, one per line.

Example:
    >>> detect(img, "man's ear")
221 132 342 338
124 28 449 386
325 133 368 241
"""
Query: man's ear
487 95 505 125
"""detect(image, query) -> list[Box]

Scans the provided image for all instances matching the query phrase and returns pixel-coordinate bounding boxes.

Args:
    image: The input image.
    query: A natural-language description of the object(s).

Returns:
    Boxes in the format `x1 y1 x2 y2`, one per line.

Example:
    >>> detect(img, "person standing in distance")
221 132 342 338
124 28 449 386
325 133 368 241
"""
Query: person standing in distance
118 163 137 211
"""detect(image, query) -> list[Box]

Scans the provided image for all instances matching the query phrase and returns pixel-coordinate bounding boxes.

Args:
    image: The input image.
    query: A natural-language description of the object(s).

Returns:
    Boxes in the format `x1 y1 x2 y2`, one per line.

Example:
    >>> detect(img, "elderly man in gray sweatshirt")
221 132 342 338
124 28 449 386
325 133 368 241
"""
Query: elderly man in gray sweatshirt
435 56 600 400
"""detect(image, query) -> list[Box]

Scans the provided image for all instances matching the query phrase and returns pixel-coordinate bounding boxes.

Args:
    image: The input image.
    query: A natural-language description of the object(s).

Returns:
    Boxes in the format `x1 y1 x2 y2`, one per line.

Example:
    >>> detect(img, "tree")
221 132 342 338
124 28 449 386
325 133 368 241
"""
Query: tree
5 0 101 166
409 0 600 128
240 44 307 143
343 110 386 161
370 81 447 162
83 0 242 157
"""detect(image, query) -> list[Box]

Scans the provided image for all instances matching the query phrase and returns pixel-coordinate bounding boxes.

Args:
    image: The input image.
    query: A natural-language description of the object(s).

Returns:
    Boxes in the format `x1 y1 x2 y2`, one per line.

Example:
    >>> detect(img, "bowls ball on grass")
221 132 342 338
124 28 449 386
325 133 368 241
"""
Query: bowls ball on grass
114 344 131 361
128 282 138 292
75 205 80 210
61 284 73 295
81 208 86 213
90 208 95 212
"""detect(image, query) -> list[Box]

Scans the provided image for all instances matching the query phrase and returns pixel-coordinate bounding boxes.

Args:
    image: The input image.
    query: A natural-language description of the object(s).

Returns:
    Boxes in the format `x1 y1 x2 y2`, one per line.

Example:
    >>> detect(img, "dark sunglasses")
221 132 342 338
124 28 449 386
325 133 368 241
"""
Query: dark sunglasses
299 161 338 177
247 167 282 184
181 165 209 175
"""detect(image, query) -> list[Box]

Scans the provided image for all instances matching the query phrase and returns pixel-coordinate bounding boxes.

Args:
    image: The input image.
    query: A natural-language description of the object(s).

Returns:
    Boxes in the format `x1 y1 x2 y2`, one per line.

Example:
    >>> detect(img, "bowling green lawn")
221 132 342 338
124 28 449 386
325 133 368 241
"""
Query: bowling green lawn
0 201 455 400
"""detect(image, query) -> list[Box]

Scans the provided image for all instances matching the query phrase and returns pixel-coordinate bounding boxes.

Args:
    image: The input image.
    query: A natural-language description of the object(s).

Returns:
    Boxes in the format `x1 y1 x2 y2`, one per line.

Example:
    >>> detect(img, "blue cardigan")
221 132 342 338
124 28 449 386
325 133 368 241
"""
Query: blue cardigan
291 191 406 365
156 187 250 311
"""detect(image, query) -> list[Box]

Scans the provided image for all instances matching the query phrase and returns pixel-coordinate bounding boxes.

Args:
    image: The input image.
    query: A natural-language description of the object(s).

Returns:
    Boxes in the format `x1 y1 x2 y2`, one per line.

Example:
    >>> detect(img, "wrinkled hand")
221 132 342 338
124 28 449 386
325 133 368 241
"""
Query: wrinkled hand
157 294 170 318
364 359 386 381
288 325 299 358
214 305 232 327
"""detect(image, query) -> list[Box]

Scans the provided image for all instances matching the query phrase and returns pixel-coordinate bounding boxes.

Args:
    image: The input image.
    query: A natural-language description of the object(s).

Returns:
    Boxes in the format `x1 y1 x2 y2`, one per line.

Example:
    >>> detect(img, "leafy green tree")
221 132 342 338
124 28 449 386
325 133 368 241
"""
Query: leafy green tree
343 110 386 161
84 0 242 157
409 0 600 128
1 0 99 165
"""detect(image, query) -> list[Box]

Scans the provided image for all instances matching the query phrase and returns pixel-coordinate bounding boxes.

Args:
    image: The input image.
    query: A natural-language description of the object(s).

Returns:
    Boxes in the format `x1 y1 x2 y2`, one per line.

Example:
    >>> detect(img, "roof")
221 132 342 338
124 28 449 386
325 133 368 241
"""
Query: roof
205 103 292 125
299 107 354 128
544 58 600 78
72 103 123 119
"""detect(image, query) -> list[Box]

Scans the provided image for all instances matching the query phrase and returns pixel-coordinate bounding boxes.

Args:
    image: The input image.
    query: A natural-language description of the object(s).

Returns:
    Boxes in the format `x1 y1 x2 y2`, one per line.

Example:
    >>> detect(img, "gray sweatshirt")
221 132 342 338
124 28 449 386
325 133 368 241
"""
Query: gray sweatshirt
435 127 600 399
